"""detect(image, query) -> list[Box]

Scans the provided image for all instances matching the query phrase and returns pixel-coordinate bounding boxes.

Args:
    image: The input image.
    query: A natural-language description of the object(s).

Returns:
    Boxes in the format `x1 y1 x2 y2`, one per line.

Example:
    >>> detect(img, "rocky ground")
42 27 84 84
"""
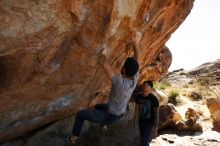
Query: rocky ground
152 98 220 146
153 59 220 146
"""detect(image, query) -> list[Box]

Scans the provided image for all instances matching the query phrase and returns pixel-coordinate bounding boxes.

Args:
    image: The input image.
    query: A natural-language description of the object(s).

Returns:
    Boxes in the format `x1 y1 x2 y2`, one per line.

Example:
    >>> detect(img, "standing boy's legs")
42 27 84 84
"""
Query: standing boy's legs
139 120 153 146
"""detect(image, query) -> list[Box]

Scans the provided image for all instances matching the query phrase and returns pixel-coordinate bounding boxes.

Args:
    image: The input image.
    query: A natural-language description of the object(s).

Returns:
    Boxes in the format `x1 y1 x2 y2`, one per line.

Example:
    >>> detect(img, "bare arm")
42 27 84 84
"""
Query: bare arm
132 31 141 64
133 43 140 64
99 54 115 80
127 42 140 64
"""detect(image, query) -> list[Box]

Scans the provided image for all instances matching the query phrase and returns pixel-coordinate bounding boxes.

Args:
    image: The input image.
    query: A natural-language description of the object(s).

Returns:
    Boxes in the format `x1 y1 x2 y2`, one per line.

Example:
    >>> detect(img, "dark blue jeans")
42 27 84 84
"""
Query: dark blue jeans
72 104 122 136
139 119 154 146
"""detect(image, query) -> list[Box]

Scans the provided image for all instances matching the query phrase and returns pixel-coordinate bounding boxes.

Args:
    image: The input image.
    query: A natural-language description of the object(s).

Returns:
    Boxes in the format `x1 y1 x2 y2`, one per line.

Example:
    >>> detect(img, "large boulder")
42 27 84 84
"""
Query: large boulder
159 104 182 130
0 0 194 142
176 108 202 131
152 89 168 106
159 105 202 131
207 98 220 123
207 98 220 130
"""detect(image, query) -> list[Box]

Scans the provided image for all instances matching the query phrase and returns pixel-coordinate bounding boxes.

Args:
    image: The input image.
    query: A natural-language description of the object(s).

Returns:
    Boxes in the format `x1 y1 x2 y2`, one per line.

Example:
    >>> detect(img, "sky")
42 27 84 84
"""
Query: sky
166 0 220 71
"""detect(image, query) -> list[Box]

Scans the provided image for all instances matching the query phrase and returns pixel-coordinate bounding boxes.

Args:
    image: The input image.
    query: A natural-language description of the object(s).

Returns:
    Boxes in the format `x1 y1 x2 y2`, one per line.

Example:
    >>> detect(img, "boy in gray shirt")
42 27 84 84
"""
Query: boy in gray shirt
70 42 140 144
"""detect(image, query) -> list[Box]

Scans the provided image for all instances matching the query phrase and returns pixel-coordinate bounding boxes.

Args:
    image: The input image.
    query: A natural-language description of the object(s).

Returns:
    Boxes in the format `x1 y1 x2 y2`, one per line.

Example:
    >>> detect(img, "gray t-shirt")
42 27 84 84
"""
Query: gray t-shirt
108 72 140 115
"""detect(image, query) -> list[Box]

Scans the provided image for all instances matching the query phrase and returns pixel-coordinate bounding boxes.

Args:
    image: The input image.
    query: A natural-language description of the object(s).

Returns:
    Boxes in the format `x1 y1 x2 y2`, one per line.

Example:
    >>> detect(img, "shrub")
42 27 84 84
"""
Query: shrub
168 89 180 105
197 77 211 86
183 84 189 88
157 81 171 90
179 72 186 75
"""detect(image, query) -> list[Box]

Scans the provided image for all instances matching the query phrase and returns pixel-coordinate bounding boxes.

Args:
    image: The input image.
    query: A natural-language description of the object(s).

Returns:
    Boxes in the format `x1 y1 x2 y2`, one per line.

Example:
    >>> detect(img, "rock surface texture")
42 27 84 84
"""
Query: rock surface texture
0 0 194 142
207 98 220 130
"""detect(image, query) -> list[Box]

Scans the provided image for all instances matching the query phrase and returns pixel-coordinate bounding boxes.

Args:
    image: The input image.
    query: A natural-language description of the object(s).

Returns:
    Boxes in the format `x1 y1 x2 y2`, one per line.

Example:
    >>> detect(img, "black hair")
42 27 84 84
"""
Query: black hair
123 57 139 77
143 80 153 88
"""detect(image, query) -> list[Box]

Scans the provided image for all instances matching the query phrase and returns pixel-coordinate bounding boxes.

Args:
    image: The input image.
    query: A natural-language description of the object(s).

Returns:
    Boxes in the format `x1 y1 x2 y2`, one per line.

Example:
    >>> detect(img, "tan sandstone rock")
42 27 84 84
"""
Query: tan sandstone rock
159 103 182 130
207 98 220 131
207 98 220 123
0 0 194 142
176 108 202 131
159 105 202 131
152 89 168 106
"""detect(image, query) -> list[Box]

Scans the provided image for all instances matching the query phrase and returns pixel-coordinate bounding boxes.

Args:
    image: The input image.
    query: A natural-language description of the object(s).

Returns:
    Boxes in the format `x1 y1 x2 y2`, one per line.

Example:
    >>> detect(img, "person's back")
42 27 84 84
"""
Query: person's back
108 72 139 115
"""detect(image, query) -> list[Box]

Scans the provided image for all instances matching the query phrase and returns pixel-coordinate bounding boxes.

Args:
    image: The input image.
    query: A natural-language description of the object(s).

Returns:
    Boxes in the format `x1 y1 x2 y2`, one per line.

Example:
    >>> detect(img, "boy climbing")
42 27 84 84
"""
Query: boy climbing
69 42 140 144
134 81 159 146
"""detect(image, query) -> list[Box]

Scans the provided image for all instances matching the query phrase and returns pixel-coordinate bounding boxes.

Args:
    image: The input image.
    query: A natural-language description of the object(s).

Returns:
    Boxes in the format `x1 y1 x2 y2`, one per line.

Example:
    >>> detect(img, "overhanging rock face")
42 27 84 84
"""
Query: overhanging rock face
0 0 194 142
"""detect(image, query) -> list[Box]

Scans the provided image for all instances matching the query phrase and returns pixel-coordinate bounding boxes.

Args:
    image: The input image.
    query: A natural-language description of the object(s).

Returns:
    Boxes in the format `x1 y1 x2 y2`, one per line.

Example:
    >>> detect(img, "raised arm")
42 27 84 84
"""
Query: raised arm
127 42 140 64
133 43 140 64
99 54 115 80
132 31 141 64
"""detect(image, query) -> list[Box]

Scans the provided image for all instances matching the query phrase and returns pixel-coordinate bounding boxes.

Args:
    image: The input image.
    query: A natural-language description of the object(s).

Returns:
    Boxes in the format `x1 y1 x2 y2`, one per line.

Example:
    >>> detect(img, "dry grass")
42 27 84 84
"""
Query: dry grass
155 81 171 90
196 77 212 86
183 84 189 88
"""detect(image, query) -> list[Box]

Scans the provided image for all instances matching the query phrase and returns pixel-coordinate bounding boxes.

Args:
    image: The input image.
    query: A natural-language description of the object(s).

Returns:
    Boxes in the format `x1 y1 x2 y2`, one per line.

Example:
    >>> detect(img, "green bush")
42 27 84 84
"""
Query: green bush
168 89 180 105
